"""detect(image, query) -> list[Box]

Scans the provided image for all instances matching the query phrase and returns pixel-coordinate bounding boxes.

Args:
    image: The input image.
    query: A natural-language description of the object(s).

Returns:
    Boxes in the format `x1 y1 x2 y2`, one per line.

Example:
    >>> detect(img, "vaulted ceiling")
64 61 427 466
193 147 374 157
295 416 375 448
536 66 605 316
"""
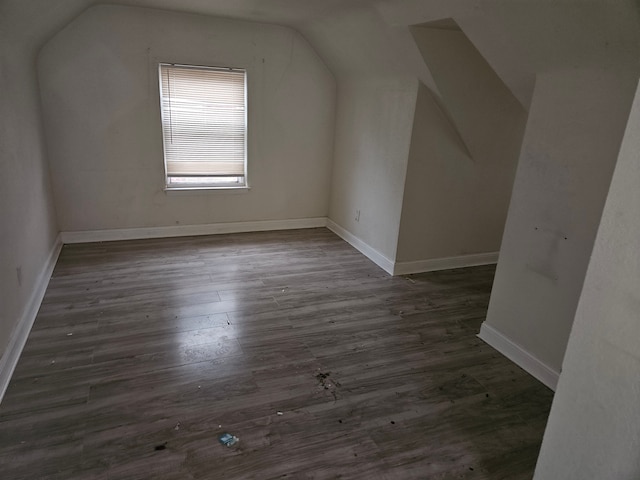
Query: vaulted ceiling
3 0 639 110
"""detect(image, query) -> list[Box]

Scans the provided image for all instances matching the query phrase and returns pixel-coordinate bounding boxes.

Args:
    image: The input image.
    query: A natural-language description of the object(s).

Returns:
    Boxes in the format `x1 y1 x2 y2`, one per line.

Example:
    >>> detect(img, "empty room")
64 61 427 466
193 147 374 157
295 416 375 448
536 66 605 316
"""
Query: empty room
1 0 640 478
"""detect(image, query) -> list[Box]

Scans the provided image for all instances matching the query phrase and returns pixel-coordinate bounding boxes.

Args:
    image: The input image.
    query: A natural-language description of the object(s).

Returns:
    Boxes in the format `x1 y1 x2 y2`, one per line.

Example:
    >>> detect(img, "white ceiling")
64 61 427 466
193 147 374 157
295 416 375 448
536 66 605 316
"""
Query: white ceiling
2 0 639 109
108 0 378 25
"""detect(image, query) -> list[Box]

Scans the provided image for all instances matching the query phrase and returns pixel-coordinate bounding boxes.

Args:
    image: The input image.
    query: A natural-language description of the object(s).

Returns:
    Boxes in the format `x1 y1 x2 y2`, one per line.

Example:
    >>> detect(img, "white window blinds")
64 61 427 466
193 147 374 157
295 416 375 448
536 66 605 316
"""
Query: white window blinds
159 64 247 183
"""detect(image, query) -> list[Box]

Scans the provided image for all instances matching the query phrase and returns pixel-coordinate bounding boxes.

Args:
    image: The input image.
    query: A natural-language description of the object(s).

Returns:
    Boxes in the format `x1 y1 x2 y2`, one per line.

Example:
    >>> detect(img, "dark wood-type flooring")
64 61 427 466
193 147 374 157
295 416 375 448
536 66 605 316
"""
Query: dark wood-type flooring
0 228 553 479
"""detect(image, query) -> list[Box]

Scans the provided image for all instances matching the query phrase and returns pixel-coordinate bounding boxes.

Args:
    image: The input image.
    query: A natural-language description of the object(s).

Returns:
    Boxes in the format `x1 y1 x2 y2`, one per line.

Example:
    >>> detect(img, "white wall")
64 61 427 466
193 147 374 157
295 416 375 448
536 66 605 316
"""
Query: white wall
533 79 640 480
482 70 638 375
38 5 336 232
396 27 526 263
328 76 418 261
301 4 437 89
0 36 60 355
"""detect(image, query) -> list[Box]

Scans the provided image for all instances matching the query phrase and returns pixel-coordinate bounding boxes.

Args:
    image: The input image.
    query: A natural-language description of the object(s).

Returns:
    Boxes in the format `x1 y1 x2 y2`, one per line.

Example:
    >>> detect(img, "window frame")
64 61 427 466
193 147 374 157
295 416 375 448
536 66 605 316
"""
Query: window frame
157 62 249 191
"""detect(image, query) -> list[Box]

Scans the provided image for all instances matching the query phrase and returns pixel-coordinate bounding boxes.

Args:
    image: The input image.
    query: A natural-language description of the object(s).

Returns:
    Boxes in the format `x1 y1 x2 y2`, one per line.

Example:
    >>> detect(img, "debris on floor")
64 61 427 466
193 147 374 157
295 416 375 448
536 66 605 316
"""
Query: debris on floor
174 422 181 430
154 442 167 451
316 370 341 402
276 411 284 416
218 433 240 447
67 333 73 336
315 371 331 387
316 371 341 388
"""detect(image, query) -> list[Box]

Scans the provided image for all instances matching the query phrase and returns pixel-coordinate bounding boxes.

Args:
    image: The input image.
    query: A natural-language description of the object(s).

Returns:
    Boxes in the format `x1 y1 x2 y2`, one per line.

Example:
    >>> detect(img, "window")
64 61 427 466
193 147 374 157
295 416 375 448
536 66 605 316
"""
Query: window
158 63 247 189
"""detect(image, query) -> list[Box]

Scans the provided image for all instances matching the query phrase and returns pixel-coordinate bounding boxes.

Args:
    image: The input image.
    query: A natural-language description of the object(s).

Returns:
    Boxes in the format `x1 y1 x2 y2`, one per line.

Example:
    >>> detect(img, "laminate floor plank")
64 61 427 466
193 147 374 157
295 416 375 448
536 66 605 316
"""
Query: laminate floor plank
0 228 552 479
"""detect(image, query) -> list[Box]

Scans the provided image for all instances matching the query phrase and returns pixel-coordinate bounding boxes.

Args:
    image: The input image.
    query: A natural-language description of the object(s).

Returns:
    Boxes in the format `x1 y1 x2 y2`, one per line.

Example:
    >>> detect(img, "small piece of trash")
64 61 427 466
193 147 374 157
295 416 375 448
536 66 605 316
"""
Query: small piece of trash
154 443 167 451
67 333 73 336
174 422 181 430
276 411 283 416
218 433 239 447
198 385 201 389
50 360 55 365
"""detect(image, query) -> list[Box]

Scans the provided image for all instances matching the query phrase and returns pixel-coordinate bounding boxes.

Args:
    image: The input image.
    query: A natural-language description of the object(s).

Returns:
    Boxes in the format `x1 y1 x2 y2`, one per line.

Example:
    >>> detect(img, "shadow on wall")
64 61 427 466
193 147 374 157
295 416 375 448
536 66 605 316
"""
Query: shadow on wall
395 19 527 267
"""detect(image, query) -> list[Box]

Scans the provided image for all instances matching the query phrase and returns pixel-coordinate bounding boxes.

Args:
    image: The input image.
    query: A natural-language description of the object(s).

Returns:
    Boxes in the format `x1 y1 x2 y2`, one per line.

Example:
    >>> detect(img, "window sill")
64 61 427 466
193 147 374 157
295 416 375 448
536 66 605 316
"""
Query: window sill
164 186 251 195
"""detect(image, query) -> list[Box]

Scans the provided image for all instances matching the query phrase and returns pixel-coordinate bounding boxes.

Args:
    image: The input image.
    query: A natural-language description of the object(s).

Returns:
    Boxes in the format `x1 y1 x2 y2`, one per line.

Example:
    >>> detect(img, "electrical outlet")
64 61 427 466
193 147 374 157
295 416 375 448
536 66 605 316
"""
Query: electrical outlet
355 209 361 222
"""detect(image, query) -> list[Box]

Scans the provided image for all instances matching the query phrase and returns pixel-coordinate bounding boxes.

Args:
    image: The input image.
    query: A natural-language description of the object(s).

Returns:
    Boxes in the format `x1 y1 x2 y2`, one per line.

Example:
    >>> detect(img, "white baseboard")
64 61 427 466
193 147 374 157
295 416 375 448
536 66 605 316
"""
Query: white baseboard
0 234 63 404
324 221 497 277
326 220 394 274
60 217 328 244
478 322 559 391
393 252 499 275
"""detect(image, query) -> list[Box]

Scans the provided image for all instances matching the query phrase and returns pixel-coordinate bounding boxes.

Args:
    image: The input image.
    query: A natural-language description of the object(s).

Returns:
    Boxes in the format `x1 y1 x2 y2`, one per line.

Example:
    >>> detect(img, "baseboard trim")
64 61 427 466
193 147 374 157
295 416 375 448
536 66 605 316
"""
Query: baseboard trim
60 217 328 244
326 220 394 274
394 252 499 276
0 234 63 404
478 322 559 391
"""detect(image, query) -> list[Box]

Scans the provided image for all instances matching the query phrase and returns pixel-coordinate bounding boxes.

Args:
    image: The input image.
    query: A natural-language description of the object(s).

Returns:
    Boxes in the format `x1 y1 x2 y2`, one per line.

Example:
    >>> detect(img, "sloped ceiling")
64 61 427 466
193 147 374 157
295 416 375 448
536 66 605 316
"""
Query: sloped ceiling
2 0 639 108
379 0 640 107
1 0 379 48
